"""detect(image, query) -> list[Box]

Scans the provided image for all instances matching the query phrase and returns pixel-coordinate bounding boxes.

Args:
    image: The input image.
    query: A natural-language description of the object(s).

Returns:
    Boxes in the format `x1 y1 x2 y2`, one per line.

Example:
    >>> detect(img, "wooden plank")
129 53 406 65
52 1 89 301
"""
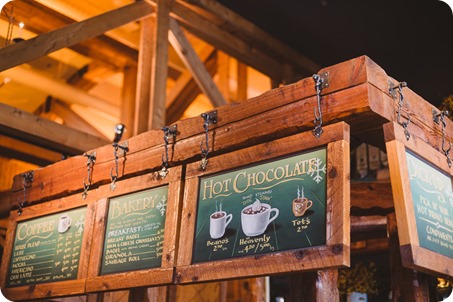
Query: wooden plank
180 0 320 77
0 1 153 72
0 0 139 71
0 103 109 155
169 18 227 107
350 182 393 210
121 64 138 138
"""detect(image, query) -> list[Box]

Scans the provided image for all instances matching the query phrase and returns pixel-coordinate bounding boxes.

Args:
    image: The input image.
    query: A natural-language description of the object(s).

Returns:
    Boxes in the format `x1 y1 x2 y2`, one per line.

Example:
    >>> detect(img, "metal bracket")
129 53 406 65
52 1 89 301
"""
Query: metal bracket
201 110 218 126
388 81 397 99
433 108 442 125
18 171 34 215
115 141 129 157
318 72 329 89
163 124 178 139
160 124 178 178
82 151 96 199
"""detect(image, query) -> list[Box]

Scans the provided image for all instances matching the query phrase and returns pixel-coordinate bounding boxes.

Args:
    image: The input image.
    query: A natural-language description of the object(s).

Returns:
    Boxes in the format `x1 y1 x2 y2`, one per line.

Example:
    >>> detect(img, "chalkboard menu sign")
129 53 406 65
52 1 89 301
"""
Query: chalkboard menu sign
101 186 167 274
85 169 183 292
385 122 453 277
406 151 453 258
7 207 87 287
193 148 327 263
176 122 350 283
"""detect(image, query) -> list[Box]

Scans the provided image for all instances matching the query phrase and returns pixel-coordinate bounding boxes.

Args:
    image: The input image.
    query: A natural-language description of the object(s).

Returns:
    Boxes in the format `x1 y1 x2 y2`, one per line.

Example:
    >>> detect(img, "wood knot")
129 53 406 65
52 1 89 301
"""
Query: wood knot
328 167 338 178
332 244 343 255
294 250 304 259
166 253 171 261
192 275 199 282
175 272 182 284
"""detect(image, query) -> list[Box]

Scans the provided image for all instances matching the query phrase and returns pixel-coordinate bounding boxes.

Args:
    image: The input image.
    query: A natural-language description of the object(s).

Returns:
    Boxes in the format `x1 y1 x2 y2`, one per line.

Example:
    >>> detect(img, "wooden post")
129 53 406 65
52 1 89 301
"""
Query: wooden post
387 213 430 301
226 278 267 302
134 15 155 135
217 51 230 102
236 61 248 102
122 64 138 138
289 270 339 302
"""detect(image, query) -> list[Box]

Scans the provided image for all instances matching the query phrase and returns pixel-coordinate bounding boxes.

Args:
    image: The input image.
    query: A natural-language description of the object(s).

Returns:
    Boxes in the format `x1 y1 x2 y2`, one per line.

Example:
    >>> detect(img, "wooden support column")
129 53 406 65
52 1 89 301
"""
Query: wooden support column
289 270 339 302
122 64 138 138
168 18 226 107
387 213 430 301
236 61 248 102
217 51 230 102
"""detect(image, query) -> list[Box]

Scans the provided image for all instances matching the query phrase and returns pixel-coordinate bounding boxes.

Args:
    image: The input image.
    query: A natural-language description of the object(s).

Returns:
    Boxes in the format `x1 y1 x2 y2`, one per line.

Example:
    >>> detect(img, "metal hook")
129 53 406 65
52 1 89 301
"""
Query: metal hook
433 109 452 167
18 171 34 216
200 110 217 170
82 152 96 199
390 81 411 140
312 72 329 138
110 124 128 191
159 125 177 178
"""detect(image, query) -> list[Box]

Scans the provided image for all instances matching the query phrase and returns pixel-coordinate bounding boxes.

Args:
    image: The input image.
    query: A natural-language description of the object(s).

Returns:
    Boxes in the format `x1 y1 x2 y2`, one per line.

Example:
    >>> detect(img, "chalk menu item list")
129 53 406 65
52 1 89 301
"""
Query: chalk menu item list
193 148 327 263
406 151 453 258
7 207 87 287
100 186 168 275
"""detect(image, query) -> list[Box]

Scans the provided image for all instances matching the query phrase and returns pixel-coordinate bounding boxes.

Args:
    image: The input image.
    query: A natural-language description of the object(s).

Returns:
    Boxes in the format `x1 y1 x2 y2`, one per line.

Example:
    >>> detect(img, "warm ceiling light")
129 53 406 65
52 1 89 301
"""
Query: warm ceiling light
0 0 13 12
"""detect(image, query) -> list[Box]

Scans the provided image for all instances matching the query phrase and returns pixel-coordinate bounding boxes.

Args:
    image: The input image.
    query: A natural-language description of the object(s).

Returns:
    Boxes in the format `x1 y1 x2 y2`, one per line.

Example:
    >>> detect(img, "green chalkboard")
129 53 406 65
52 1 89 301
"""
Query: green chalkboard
7 207 87 287
100 186 168 275
193 148 327 263
406 151 453 258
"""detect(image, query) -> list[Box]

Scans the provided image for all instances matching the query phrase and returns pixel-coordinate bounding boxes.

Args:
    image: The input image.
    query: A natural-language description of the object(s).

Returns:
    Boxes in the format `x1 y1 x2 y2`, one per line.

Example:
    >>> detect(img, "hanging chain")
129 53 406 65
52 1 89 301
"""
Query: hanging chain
110 143 128 191
200 111 217 171
390 81 411 140
17 171 33 216
82 152 96 199
159 125 177 178
434 110 452 168
312 73 329 138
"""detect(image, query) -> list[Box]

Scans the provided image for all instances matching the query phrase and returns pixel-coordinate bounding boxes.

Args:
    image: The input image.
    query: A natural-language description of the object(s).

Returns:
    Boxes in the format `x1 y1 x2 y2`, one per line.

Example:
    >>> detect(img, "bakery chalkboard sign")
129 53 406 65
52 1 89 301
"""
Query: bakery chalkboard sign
101 186 167 274
193 148 327 262
385 122 453 277
176 122 350 283
7 207 87 287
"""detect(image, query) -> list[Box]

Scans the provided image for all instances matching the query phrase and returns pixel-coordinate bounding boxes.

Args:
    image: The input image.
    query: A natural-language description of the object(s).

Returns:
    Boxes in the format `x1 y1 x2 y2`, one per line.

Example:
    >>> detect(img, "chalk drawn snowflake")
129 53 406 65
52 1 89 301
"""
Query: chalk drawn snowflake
157 195 167 216
75 215 85 233
309 158 326 184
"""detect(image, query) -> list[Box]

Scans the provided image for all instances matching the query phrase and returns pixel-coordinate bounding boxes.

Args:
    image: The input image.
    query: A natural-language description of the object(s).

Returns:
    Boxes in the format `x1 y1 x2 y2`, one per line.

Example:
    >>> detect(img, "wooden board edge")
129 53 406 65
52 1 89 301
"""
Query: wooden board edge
401 244 453 278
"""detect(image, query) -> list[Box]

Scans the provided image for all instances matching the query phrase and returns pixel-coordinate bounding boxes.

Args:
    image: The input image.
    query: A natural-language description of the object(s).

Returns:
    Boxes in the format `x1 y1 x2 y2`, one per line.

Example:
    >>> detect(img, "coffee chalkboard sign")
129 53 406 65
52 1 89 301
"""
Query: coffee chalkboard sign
406 151 453 258
193 148 327 263
7 207 87 287
101 186 168 275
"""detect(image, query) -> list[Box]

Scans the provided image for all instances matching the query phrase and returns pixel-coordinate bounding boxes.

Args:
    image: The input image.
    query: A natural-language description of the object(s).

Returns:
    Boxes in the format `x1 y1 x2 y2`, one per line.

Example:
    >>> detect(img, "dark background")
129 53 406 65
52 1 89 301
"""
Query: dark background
220 0 453 107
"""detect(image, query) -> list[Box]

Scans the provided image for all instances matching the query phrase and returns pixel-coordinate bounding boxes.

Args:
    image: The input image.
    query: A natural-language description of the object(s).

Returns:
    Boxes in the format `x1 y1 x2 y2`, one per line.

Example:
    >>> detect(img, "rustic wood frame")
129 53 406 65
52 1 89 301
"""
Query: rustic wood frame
175 122 350 283
85 167 184 292
385 122 453 277
0 192 97 300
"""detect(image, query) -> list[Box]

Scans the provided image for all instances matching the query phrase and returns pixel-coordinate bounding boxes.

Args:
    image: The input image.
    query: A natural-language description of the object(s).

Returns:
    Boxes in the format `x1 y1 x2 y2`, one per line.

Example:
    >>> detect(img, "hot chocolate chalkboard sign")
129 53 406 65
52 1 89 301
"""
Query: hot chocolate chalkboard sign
193 148 327 263
176 123 350 283
7 207 87 287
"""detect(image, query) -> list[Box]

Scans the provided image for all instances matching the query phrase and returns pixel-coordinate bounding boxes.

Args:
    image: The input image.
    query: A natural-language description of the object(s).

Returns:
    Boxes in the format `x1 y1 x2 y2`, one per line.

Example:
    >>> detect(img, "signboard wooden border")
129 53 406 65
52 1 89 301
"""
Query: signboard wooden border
385 122 453 277
85 167 183 292
175 122 350 284
0 192 97 301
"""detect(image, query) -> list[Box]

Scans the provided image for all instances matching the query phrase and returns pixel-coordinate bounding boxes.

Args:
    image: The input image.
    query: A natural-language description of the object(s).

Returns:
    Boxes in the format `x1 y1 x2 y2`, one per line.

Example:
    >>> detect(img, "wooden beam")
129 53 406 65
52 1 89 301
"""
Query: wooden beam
46 99 109 139
0 103 110 155
180 0 320 77
166 45 216 123
169 18 226 107
0 1 153 72
236 61 248 102
217 51 230 102
122 65 138 138
147 0 174 130
0 136 62 166
168 2 284 81
134 16 155 136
